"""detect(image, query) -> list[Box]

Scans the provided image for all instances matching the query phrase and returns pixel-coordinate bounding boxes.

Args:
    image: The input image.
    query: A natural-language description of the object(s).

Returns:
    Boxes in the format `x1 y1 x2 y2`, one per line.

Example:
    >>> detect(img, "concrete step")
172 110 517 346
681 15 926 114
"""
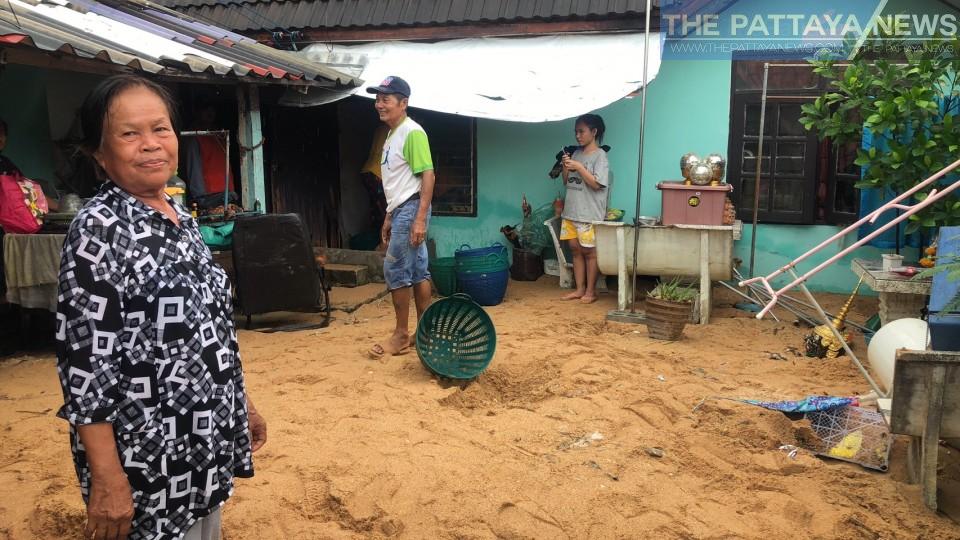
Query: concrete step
324 263 369 288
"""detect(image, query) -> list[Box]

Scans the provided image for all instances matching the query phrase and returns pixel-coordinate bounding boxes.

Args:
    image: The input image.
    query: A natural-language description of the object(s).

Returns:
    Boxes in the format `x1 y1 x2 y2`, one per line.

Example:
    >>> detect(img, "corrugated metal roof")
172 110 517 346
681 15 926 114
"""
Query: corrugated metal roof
155 0 648 33
0 0 360 86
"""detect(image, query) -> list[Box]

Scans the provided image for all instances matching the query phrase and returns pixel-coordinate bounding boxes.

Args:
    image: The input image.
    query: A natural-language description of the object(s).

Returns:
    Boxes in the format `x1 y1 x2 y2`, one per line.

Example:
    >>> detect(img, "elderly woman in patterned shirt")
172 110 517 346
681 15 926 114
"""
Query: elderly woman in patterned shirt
55 74 267 540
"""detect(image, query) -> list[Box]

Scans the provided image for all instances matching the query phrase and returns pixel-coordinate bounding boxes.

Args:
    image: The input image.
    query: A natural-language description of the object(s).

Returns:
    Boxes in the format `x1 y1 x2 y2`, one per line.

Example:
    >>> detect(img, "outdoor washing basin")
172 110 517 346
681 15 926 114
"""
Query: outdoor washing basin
592 221 736 280
591 220 741 321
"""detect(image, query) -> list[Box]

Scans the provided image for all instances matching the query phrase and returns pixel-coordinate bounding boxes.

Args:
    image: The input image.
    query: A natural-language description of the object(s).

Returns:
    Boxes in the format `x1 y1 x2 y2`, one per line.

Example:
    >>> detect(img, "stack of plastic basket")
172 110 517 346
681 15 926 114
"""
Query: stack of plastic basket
429 257 458 296
454 243 509 306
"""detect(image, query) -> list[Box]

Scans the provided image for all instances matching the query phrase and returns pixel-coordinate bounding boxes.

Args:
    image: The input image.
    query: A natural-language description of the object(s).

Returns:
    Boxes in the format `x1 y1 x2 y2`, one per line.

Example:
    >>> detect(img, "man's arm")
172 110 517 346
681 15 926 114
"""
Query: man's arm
411 169 434 246
415 169 435 222
381 212 393 246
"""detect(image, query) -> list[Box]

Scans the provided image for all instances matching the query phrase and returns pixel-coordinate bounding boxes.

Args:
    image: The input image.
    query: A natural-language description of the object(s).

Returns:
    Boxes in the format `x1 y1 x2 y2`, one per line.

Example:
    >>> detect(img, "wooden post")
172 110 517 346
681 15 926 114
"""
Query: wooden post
922 365 947 510
237 85 266 211
890 349 960 511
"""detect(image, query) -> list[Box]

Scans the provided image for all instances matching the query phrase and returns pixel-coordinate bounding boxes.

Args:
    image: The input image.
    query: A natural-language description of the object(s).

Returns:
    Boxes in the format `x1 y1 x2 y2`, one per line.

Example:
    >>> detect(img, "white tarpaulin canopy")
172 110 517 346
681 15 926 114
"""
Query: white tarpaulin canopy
294 33 662 122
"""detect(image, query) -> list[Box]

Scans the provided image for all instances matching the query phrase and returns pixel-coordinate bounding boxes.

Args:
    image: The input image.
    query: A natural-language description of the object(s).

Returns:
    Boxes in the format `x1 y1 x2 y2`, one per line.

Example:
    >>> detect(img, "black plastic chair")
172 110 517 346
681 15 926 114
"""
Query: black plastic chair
231 213 330 330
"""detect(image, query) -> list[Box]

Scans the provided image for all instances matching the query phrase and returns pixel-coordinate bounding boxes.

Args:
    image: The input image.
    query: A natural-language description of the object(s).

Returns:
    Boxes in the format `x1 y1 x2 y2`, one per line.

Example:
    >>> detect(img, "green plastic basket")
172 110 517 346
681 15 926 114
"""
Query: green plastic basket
430 257 458 296
416 293 496 379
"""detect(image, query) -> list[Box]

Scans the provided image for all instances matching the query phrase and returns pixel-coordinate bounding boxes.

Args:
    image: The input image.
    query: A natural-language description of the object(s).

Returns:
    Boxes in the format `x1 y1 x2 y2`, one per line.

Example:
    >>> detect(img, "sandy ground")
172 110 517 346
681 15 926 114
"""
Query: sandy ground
2 276 960 539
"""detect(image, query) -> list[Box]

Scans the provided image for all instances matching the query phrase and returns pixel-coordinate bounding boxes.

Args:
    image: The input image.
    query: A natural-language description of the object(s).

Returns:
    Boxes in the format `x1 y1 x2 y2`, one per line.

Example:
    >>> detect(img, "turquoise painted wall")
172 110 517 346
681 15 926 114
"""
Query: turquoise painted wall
0 65 56 183
430 59 733 256
429 56 894 293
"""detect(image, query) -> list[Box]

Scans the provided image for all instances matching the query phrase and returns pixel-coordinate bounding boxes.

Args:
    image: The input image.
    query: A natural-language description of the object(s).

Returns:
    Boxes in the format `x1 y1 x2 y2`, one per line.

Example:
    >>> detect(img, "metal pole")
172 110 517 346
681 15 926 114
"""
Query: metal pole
748 63 769 278
629 0 654 314
732 268 873 333
224 131 231 211
718 280 781 322
790 269 887 398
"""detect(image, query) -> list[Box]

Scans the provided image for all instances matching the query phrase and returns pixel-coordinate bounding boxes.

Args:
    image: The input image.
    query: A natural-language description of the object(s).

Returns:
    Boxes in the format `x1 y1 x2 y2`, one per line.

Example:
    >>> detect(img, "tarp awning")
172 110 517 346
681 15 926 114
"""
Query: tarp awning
295 33 662 122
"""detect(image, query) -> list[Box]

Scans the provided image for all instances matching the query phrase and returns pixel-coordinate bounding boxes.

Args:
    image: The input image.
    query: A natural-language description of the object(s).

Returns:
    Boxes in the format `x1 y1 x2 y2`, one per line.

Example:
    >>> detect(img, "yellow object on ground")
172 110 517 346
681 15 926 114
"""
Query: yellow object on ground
829 430 864 459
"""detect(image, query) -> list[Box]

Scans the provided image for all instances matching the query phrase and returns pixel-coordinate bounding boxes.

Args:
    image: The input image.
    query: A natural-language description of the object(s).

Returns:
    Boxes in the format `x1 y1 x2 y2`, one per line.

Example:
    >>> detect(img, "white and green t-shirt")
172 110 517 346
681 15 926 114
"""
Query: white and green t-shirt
381 117 434 212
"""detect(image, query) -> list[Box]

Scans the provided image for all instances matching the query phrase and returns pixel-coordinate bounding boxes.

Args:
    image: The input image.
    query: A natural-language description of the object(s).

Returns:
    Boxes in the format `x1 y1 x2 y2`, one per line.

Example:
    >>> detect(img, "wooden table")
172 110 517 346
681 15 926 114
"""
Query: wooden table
889 349 960 510
851 258 931 326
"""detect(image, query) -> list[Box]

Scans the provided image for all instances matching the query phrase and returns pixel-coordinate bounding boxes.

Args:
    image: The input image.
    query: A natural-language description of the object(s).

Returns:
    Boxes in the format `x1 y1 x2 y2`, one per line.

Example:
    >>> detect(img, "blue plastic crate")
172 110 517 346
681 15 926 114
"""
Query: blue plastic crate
929 226 960 352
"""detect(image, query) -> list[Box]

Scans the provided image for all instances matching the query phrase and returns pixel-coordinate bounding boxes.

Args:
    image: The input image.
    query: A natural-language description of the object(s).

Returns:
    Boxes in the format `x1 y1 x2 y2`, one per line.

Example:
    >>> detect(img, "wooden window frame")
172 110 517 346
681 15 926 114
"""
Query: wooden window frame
412 109 478 217
727 59 860 226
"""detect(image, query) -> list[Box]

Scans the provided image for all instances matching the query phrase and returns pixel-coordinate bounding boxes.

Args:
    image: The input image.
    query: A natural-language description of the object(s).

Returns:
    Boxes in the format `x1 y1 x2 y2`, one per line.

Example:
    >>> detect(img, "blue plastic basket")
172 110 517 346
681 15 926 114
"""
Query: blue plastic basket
456 268 508 306
455 243 507 261
455 252 509 274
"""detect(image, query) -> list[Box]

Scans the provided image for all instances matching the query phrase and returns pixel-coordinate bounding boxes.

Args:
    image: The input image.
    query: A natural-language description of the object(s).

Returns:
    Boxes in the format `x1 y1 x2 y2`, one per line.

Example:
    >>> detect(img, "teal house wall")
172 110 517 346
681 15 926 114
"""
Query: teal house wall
429 57 890 293
0 65 56 183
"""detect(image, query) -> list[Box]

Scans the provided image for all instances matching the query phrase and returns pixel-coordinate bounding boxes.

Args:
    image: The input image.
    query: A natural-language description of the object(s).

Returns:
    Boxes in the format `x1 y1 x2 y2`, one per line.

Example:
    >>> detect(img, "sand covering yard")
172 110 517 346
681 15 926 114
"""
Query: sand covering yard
1 278 959 539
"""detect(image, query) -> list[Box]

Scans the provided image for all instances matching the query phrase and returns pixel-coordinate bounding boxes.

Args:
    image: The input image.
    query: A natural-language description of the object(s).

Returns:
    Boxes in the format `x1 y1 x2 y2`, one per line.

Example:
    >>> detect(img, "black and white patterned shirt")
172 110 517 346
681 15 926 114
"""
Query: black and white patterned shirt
55 182 253 539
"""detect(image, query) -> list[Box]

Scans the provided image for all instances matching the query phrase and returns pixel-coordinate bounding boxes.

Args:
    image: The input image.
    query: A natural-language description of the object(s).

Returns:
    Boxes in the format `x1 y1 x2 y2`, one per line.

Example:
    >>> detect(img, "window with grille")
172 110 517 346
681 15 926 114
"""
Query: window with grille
410 108 477 217
727 59 860 225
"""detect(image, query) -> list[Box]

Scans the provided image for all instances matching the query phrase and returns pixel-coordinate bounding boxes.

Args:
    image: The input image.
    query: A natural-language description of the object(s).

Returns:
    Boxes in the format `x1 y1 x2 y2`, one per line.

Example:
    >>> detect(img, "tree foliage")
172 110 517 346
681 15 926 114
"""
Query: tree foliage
799 38 960 234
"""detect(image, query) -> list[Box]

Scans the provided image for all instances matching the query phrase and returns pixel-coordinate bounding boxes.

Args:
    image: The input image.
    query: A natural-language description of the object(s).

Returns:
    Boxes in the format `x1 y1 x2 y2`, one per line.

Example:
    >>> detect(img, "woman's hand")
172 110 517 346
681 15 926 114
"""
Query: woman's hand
86 471 134 540
247 397 267 452
77 423 133 540
562 155 582 173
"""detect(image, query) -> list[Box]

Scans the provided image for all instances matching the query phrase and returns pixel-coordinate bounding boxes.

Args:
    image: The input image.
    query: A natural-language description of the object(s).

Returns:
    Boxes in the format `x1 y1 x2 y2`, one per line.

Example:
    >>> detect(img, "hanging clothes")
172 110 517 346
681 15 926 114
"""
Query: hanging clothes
198 134 231 194
182 134 232 199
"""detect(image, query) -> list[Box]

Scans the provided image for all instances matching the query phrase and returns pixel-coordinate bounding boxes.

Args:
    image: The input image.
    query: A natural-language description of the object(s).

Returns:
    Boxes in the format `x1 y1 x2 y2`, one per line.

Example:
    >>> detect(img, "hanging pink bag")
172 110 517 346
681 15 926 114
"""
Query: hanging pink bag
0 172 45 234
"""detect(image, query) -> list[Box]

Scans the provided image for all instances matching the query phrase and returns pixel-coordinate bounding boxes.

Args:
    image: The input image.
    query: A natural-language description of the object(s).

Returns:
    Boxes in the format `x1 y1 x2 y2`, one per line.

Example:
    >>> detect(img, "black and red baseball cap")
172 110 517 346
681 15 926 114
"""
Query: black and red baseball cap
365 75 411 98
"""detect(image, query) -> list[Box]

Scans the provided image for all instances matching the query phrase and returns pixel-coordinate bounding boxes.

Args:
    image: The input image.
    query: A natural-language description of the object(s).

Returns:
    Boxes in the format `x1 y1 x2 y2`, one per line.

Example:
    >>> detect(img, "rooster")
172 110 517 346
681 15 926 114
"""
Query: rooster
500 225 522 249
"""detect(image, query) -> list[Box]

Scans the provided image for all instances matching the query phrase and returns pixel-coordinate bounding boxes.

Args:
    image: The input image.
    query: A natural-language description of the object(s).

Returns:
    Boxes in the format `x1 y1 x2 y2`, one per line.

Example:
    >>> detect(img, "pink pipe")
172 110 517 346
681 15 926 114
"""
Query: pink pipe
740 158 960 319
740 157 960 290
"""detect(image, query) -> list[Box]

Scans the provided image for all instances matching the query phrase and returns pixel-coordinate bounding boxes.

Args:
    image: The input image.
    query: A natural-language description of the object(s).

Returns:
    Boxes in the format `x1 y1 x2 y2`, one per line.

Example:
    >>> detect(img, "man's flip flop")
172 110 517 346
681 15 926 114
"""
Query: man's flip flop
367 343 410 360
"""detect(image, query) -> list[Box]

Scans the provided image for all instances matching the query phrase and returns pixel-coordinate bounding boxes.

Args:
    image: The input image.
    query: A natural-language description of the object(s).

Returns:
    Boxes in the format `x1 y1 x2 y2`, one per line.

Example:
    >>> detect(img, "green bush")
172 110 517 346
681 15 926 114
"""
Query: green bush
799 37 960 234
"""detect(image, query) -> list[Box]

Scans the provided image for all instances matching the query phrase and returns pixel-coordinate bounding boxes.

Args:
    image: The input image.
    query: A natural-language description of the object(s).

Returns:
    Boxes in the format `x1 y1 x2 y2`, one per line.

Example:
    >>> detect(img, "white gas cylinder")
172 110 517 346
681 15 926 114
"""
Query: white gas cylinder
867 318 929 394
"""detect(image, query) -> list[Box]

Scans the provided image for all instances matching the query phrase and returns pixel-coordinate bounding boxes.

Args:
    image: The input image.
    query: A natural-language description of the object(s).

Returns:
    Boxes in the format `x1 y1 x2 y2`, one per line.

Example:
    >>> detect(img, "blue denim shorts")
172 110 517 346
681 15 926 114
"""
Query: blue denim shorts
384 197 431 290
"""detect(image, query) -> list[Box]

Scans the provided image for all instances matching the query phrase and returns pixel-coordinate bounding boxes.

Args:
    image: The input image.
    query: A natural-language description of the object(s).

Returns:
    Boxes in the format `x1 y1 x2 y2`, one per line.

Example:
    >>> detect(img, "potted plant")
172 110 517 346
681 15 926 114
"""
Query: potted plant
645 277 697 341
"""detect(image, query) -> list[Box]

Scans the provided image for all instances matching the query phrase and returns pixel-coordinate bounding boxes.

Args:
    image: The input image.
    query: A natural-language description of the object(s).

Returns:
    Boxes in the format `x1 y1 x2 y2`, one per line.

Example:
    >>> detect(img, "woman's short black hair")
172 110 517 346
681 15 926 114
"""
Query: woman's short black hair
79 74 179 155
0 118 7 135
575 113 606 144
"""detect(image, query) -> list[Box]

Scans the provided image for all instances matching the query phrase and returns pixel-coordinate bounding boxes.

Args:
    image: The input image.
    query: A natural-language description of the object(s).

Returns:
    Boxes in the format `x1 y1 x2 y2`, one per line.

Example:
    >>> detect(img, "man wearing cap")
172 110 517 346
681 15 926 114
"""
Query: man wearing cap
366 76 436 359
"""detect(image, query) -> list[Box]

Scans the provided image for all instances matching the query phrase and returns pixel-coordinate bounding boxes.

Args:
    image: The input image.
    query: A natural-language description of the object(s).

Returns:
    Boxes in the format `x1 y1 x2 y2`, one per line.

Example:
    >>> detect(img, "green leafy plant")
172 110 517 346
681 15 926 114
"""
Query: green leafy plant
649 277 697 304
799 37 960 234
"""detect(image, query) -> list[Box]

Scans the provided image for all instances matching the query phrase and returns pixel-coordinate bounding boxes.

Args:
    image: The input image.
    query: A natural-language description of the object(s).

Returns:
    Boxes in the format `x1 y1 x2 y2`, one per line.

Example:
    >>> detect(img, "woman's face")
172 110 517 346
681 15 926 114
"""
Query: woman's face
574 122 597 147
94 85 178 195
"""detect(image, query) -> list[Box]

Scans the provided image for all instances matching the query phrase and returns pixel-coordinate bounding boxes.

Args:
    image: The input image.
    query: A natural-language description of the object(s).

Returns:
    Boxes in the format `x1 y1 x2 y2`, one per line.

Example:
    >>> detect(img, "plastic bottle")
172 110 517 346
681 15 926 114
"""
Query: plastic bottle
165 176 187 206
